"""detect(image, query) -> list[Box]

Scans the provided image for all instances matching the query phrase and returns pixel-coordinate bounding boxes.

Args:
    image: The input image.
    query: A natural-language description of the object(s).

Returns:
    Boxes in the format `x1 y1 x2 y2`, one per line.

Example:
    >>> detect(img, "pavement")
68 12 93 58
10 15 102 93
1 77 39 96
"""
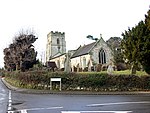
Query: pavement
1 77 150 95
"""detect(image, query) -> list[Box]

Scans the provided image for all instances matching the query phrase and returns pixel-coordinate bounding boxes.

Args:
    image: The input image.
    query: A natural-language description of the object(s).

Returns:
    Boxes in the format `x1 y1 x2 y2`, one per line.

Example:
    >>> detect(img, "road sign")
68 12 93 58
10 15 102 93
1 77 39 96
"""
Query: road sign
50 78 61 91
51 78 61 82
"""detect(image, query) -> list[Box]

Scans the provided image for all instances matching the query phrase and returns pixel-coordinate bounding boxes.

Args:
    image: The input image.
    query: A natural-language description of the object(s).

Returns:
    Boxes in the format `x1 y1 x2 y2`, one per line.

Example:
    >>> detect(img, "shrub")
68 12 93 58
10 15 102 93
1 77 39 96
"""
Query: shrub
4 71 150 91
116 63 127 71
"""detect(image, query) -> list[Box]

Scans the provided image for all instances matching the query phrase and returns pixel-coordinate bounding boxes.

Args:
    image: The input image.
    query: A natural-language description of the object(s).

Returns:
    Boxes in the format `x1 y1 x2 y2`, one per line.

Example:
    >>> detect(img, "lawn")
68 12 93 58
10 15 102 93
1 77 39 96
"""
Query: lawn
78 70 148 76
113 70 148 76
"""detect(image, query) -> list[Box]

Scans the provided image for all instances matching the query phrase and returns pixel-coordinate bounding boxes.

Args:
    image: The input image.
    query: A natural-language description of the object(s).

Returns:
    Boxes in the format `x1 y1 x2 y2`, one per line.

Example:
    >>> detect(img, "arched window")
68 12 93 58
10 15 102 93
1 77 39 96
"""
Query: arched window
57 38 60 51
99 49 106 64
57 38 60 45
83 57 86 68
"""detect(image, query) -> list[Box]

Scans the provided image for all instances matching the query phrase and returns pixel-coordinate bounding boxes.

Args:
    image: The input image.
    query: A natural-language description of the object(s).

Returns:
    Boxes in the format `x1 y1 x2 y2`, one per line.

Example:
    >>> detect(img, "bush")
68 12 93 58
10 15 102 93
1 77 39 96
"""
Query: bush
4 71 150 91
143 65 150 74
116 63 127 71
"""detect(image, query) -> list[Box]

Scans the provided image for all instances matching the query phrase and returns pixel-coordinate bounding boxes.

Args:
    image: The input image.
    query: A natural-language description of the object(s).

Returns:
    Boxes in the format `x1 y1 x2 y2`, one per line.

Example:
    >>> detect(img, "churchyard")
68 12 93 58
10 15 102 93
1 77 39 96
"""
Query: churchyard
2 8 150 92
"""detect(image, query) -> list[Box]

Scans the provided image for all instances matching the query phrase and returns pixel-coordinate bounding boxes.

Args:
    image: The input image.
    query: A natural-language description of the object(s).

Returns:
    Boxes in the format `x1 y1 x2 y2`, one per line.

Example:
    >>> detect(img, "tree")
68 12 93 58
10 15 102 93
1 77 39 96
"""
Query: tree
3 30 38 71
86 35 98 41
121 9 150 74
138 9 150 74
106 37 124 64
106 37 126 71
122 25 142 74
145 9 150 31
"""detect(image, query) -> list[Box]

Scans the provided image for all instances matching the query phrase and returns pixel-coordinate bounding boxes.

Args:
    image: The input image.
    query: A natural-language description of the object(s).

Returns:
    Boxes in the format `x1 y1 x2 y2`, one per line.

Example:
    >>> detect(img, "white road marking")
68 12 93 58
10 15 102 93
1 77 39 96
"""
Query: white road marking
22 106 63 111
86 101 150 107
7 111 14 113
7 110 28 113
8 90 12 111
9 99 12 103
7 107 12 111
8 106 63 113
61 111 132 113
8 90 11 100
0 97 5 101
20 110 28 113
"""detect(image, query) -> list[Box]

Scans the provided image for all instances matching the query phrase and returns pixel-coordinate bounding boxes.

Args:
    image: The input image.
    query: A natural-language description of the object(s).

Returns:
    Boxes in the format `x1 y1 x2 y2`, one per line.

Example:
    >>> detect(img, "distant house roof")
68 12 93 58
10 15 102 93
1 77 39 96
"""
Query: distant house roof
71 42 96 58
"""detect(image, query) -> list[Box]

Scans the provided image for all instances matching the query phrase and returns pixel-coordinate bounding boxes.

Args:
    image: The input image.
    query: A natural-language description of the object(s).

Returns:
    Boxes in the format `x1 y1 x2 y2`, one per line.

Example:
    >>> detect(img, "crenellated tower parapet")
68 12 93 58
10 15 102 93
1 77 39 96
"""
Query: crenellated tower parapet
46 31 66 62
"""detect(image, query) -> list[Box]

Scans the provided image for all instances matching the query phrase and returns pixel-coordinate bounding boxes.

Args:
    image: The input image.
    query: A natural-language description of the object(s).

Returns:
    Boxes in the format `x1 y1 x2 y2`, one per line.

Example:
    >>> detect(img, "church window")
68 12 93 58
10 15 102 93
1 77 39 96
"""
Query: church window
57 38 60 51
99 49 106 64
57 38 60 45
83 57 86 68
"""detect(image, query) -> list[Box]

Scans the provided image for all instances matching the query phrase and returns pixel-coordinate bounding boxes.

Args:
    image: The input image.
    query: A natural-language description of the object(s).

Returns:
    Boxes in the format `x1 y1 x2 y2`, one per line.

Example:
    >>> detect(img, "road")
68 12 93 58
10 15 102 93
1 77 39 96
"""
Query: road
0 78 9 113
9 92 150 113
1 78 150 113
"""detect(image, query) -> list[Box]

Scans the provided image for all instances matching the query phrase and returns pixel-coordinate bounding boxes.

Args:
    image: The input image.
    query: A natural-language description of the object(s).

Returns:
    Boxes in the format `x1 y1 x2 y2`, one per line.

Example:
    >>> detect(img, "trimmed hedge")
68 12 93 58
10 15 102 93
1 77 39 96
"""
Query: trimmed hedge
3 71 150 91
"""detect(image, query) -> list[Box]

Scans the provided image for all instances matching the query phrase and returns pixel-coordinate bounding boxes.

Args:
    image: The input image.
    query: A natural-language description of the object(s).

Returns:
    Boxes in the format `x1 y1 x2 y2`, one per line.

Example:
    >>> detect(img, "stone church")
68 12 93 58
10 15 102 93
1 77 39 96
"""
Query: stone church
46 31 113 72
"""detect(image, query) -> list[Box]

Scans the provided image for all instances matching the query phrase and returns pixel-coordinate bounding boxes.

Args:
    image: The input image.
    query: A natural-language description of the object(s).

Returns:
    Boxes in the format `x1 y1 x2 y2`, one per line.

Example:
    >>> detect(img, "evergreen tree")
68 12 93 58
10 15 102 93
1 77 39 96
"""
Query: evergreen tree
145 9 150 31
138 10 150 74
122 9 150 74
122 27 139 74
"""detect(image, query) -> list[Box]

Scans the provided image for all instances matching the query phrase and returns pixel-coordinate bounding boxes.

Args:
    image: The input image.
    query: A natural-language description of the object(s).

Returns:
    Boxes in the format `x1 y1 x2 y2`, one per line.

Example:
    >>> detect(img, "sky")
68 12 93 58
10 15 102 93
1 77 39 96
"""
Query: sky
0 0 149 68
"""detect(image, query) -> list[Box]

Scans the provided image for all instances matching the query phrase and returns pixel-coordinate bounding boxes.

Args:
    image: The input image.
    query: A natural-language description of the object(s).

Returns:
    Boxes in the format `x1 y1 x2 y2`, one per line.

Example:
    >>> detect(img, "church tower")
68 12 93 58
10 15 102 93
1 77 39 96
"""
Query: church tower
46 31 66 62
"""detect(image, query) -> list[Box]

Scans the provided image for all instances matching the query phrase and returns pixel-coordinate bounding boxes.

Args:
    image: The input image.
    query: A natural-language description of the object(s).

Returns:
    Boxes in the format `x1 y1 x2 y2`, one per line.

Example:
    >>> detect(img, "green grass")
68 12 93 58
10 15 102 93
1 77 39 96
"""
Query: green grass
78 70 148 76
114 70 148 76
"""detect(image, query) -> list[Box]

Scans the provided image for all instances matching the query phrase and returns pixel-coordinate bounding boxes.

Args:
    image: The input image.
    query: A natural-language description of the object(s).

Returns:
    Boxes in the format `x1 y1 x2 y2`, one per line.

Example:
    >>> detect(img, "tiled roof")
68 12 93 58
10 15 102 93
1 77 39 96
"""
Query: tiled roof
71 42 96 58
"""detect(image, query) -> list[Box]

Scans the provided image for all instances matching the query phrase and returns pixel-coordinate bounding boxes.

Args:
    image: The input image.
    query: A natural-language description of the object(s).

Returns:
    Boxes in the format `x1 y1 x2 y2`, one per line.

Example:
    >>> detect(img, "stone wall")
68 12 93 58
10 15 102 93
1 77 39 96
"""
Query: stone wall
91 38 113 66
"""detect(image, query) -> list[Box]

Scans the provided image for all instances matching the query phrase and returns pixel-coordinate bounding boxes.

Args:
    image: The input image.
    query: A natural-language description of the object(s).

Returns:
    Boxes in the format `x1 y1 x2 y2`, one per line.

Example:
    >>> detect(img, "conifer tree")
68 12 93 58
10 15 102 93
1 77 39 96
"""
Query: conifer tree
122 27 139 74
138 10 150 74
122 9 150 74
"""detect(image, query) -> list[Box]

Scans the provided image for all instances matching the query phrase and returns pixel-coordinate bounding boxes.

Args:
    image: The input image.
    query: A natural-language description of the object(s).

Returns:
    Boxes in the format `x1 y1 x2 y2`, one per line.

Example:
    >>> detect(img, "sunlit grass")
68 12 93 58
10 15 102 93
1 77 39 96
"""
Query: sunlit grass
78 70 148 76
113 70 148 76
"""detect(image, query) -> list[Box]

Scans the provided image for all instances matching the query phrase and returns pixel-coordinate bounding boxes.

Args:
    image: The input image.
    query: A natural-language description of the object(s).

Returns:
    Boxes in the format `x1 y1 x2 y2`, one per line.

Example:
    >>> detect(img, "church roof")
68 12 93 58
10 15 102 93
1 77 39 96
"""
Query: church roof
50 53 66 60
71 42 96 58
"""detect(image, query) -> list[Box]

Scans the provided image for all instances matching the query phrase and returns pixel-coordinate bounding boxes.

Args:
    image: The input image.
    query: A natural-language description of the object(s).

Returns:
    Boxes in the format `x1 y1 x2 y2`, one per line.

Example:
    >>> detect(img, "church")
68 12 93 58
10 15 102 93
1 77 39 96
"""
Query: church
46 31 113 72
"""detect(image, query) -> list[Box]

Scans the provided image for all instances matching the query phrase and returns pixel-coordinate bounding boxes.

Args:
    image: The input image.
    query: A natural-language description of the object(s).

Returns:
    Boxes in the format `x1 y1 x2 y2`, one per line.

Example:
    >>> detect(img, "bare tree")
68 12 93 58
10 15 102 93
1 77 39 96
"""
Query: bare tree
3 30 38 71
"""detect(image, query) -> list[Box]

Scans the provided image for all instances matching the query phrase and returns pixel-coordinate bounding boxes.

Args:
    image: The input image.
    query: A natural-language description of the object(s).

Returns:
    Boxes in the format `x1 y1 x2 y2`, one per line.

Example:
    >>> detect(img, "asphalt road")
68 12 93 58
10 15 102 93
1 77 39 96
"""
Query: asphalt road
8 90 150 113
1 78 150 113
0 78 8 113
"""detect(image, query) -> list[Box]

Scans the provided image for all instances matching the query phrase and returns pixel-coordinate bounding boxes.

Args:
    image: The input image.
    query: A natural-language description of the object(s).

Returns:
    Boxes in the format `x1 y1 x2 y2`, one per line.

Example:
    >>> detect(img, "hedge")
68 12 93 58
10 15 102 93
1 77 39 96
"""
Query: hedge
3 71 150 91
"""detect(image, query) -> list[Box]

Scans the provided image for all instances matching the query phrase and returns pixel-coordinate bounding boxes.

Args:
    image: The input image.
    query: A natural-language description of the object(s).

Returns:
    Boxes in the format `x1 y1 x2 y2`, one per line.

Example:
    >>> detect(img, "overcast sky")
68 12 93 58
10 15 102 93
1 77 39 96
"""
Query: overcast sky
0 0 149 67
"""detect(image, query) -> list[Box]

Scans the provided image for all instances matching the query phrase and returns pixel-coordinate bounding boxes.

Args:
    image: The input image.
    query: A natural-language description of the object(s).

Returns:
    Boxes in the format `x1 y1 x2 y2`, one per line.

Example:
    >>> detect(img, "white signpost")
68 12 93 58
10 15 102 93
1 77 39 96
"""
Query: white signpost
50 78 62 91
